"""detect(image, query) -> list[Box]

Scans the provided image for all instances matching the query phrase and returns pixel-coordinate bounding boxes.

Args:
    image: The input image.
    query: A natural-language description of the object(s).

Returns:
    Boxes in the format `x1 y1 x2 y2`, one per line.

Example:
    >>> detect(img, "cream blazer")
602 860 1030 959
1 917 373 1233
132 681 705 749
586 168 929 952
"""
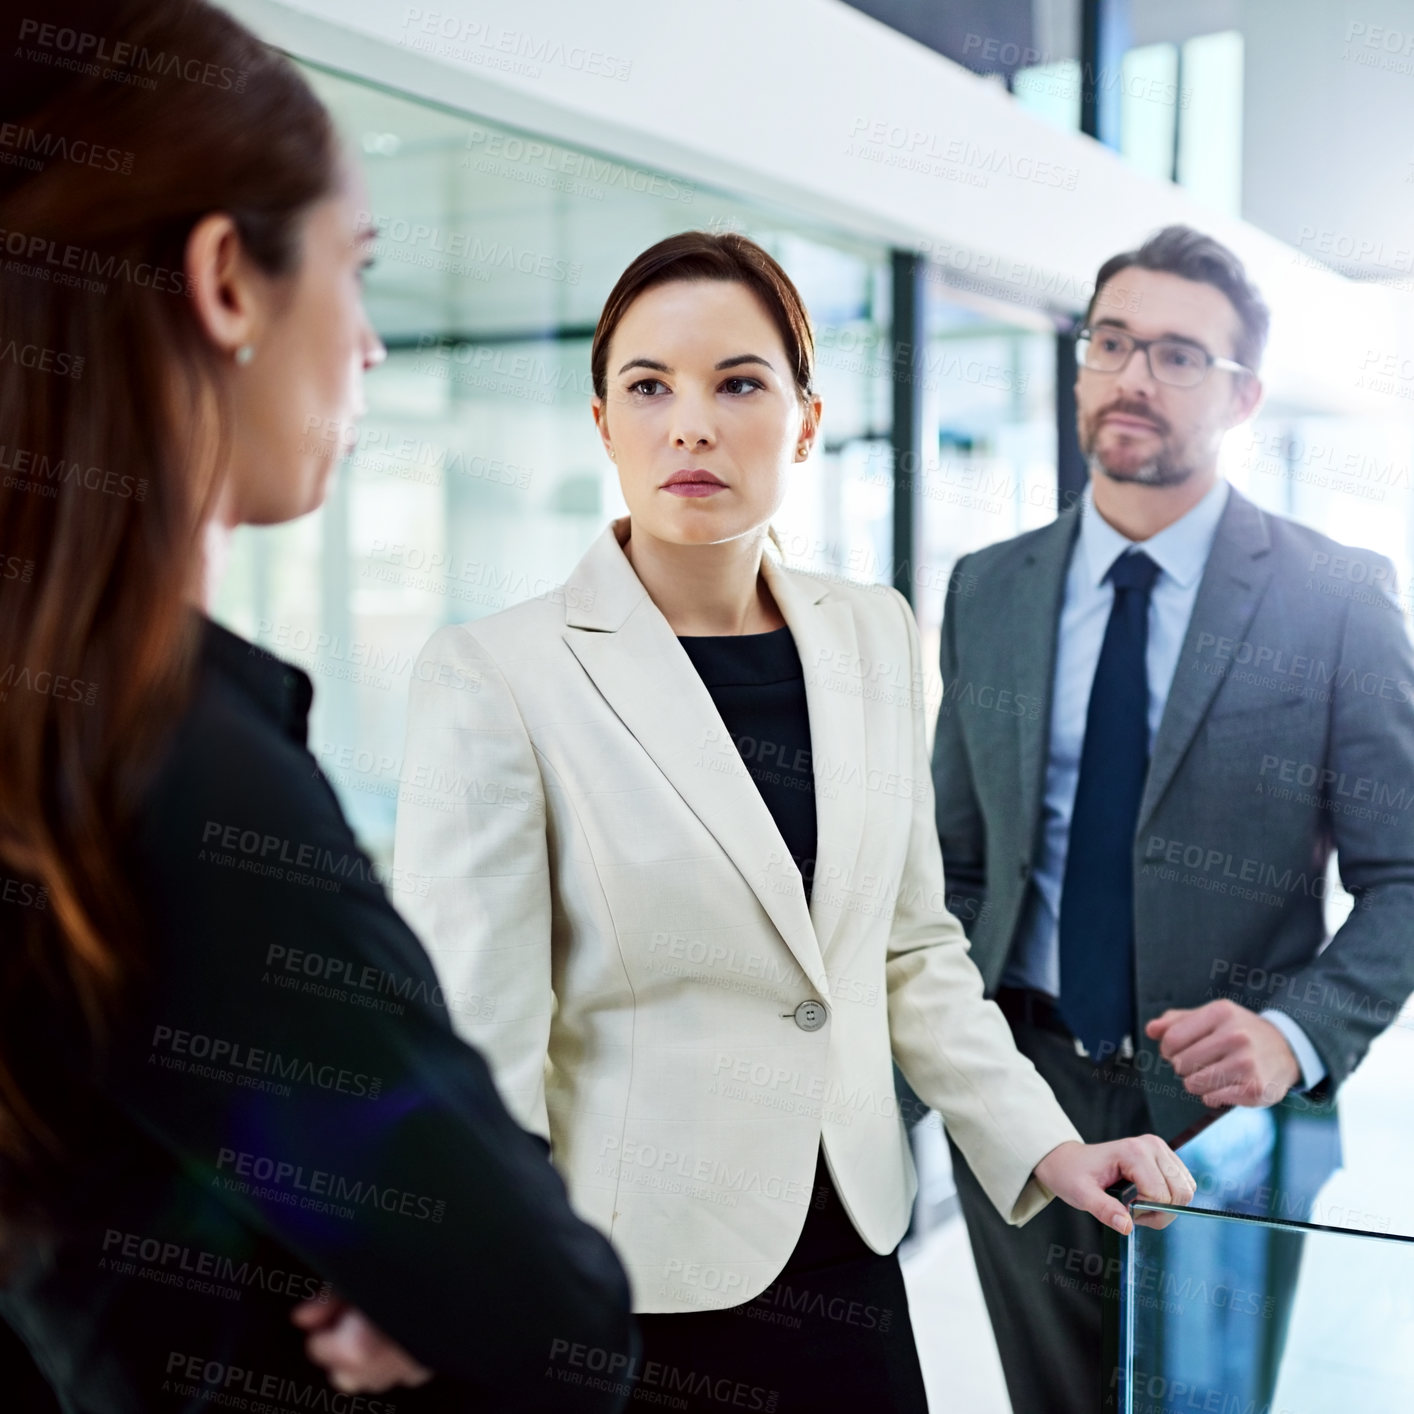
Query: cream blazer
393 519 1081 1313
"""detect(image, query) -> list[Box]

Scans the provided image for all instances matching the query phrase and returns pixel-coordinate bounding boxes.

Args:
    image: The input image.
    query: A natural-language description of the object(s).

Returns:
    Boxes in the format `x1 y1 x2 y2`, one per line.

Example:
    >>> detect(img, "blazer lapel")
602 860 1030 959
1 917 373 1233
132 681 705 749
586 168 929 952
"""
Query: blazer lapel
1137 488 1274 831
1013 505 1082 849
760 556 867 960
560 523 827 991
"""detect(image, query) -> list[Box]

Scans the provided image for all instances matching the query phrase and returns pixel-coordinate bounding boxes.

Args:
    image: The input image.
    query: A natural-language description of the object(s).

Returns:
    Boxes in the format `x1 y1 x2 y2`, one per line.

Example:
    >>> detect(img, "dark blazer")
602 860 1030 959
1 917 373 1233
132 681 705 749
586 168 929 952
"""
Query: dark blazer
0 617 633 1413
932 486 1414 1140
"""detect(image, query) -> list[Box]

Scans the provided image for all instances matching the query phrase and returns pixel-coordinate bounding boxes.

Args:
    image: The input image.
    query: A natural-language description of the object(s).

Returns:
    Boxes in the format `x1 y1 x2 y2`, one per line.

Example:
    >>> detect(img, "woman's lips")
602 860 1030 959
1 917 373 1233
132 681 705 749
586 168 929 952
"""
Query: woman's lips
661 471 726 498
664 483 724 497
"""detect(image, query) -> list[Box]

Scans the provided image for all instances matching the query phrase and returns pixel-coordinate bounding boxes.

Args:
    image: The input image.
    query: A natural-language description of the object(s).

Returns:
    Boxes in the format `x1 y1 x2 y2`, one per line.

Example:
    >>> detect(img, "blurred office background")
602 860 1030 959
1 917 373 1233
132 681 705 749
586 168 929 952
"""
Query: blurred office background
216 3 1414 1407
217 0 1414 865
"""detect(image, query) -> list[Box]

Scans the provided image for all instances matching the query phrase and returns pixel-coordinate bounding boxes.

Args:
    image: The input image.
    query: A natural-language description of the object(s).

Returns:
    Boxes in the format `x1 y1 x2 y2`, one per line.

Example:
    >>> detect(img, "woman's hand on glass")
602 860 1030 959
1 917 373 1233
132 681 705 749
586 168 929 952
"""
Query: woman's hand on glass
1033 1136 1197 1234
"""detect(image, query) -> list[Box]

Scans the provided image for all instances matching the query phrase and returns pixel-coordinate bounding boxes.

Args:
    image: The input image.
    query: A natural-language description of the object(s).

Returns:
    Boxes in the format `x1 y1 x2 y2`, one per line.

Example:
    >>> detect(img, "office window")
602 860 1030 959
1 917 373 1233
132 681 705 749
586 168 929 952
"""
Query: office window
1119 42 1180 182
1225 411 1414 615
1015 28 1242 214
905 283 1059 725
1177 31 1244 215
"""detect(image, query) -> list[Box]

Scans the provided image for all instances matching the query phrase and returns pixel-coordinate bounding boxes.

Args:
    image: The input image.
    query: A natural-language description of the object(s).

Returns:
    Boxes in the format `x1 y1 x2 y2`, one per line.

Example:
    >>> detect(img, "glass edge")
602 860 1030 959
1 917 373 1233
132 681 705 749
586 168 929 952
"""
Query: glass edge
1127 1200 1414 1245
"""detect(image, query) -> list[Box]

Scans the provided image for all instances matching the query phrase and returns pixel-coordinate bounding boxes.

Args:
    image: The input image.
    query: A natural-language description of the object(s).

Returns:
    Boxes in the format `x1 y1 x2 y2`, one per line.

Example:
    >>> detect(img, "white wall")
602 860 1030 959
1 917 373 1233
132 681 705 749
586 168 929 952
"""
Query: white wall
1129 0 1414 285
1240 0 1414 282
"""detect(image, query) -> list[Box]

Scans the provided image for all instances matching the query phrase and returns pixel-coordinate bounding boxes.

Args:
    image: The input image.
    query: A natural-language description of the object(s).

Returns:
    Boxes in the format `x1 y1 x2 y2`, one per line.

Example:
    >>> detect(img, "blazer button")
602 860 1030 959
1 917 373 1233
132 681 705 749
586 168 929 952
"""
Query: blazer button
1017 858 1030 880
793 1000 828 1032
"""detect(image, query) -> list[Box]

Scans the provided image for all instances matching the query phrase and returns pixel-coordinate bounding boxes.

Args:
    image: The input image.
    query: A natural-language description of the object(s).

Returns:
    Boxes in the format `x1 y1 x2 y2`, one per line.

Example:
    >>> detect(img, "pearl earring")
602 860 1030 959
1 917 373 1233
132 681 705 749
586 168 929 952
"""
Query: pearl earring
234 344 255 366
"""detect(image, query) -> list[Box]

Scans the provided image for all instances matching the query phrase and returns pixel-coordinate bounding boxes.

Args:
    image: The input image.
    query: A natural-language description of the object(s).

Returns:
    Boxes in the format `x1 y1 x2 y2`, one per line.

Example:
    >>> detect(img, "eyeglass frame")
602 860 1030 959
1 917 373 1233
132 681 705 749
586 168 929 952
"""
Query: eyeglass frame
1074 324 1255 387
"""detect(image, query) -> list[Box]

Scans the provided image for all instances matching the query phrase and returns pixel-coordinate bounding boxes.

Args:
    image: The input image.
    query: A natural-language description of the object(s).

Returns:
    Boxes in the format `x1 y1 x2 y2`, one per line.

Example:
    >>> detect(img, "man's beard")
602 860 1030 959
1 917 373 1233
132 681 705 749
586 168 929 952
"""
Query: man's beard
1081 401 1193 487
1086 448 1195 487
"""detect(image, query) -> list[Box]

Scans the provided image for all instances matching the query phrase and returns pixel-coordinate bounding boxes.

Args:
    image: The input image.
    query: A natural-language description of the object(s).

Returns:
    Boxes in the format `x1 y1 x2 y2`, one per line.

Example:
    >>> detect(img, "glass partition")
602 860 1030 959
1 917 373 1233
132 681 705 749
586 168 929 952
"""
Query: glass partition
1119 1204 1414 1412
1115 1000 1414 1412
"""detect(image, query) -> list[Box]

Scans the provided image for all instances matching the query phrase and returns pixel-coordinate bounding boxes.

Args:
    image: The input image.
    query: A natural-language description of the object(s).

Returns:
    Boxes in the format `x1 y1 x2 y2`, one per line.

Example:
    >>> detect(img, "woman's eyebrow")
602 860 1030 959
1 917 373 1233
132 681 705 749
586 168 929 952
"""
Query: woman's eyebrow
615 354 775 375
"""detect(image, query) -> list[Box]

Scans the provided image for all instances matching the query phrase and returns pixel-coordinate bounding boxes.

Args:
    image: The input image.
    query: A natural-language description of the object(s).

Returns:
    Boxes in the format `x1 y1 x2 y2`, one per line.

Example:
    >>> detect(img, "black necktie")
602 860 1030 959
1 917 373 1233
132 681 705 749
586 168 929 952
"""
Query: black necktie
1057 549 1160 1060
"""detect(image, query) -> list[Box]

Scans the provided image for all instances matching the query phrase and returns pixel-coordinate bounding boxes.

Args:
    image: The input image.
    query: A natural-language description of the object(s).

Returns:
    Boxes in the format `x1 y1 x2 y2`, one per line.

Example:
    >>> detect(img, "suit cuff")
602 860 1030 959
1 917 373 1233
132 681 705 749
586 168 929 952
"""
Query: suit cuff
1260 1008 1327 1091
1004 1114 1085 1226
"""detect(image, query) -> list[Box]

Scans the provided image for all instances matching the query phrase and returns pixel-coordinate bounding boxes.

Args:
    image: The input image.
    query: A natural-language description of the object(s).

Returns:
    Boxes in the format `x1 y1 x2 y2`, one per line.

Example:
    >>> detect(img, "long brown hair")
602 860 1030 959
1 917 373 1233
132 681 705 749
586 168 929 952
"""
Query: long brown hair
0 0 337 1230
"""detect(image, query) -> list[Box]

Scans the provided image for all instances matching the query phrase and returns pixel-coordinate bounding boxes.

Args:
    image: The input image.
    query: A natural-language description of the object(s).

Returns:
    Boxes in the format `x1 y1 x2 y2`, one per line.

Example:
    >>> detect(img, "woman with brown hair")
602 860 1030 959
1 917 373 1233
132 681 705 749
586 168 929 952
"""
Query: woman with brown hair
395 229 1197 1409
0 1 631 1409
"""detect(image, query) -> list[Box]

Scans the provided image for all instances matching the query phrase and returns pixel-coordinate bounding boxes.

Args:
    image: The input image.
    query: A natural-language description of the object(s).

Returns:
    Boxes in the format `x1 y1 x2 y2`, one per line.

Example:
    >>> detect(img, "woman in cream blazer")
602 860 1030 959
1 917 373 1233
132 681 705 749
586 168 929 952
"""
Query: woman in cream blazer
394 232 1192 1408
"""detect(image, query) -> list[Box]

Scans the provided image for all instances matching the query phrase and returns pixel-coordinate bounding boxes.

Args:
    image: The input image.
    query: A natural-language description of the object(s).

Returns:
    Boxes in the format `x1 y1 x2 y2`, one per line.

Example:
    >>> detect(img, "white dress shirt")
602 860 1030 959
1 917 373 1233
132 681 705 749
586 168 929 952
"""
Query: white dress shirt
1002 478 1326 1089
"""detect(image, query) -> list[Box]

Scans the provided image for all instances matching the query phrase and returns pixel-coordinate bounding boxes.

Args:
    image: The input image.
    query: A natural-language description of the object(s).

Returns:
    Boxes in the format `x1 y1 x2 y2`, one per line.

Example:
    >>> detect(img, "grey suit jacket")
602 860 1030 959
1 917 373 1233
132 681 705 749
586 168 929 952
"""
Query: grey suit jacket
932 484 1414 1140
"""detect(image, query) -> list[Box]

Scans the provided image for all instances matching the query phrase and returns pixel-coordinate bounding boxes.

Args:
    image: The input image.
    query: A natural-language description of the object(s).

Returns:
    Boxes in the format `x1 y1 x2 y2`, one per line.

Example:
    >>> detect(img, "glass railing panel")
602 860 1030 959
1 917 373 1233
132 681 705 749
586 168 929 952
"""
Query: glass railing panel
1118 1203 1414 1413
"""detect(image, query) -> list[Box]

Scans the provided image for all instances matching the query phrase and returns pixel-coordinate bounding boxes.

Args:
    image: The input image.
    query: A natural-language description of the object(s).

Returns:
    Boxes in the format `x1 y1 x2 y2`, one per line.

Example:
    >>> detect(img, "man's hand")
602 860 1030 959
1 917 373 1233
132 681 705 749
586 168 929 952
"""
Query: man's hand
291 1295 433 1393
1033 1136 1196 1235
1146 999 1300 1107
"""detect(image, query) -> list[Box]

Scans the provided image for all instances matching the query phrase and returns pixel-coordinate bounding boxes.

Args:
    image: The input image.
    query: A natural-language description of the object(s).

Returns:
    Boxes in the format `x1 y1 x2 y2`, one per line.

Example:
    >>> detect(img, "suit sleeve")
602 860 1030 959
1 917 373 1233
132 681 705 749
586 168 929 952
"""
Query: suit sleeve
1268 558 1414 1093
120 675 632 1410
882 588 1082 1224
393 623 554 1140
931 556 989 933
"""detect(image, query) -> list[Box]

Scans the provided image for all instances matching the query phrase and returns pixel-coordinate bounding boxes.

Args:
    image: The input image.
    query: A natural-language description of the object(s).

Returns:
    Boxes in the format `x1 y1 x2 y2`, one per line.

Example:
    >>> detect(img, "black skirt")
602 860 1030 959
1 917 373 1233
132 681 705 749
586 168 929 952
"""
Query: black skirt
630 1150 930 1413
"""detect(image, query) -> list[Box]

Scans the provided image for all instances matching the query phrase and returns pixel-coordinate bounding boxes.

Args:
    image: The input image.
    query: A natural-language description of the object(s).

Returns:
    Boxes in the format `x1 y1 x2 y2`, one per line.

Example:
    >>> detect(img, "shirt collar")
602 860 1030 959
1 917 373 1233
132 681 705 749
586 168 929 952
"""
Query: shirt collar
200 614 314 744
1079 477 1230 591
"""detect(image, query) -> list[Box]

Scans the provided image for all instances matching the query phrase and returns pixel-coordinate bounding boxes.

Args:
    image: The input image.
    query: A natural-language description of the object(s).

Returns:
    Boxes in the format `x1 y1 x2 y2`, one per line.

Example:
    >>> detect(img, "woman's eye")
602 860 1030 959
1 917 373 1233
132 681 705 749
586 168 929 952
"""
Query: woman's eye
721 376 762 395
628 378 667 396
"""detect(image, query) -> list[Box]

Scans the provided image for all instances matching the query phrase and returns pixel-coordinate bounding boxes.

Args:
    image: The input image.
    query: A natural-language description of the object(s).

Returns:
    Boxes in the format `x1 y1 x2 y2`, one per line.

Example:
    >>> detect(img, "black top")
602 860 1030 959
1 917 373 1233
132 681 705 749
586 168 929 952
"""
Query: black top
666 634 910 1371
0 616 632 1414
678 626 818 897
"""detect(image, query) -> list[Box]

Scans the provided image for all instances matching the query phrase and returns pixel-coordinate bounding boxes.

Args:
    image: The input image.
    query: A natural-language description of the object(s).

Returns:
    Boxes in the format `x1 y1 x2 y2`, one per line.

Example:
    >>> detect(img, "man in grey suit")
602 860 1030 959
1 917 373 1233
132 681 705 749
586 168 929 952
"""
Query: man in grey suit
932 225 1414 1414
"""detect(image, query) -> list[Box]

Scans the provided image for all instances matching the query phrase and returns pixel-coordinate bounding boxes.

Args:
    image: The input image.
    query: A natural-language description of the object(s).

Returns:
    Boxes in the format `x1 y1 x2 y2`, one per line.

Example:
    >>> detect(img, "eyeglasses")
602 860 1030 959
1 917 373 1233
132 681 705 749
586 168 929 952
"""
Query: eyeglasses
1075 326 1253 388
